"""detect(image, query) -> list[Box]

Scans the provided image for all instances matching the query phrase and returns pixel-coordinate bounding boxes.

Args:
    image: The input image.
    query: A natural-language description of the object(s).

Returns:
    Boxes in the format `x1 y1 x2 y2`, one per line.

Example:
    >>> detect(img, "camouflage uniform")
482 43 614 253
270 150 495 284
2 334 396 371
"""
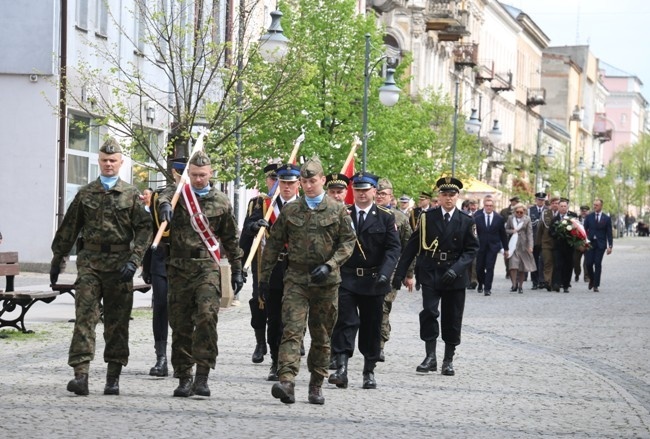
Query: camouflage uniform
51 179 152 372
381 206 414 348
260 191 355 384
159 183 243 378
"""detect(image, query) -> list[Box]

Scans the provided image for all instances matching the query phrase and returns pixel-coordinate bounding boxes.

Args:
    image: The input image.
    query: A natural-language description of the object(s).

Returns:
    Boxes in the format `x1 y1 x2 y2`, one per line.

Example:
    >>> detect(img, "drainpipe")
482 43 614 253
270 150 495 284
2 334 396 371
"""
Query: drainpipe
56 0 68 228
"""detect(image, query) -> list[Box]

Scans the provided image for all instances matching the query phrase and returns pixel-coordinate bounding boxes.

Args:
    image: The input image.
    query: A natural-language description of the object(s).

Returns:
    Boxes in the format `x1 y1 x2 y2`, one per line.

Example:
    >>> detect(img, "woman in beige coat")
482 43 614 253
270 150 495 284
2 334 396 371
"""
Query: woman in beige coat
505 203 537 293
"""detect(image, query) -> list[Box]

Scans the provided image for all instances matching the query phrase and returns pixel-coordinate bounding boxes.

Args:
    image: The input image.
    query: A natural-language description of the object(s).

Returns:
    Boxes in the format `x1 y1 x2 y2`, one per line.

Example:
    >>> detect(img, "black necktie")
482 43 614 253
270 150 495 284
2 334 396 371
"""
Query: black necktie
486 214 491 228
358 210 365 234
444 212 450 223
277 199 283 210
596 213 600 223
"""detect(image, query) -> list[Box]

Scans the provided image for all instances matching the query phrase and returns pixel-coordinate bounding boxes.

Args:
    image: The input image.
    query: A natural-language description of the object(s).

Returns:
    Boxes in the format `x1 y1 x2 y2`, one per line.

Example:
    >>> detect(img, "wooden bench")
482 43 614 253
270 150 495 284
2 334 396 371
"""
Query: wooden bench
0 251 19 292
0 283 151 333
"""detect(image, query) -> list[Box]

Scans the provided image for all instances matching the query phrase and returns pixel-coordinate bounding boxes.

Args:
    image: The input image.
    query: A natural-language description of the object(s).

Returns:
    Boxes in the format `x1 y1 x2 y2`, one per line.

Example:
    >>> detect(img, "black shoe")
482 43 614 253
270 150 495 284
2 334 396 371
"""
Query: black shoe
300 341 305 356
362 372 377 389
518 287 523 294
67 373 89 396
104 376 119 395
484 290 491 296
267 361 279 381
553 285 560 292
531 283 538 290
477 286 483 293
593 287 600 292
192 375 210 397
150 357 168 377
588 280 594 290
271 381 295 404
575 274 579 282
173 377 194 397
416 355 437 373
563 287 569 293
441 359 455 376
510 286 517 292
378 348 385 362
252 342 267 364
328 356 338 370
308 385 325 404
328 354 348 389
468 281 477 290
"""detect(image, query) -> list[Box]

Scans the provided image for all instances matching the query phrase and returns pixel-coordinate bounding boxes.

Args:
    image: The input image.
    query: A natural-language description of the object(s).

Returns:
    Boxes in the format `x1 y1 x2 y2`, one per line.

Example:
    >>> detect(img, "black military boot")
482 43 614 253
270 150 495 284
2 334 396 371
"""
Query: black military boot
271 381 295 404
362 359 377 389
104 362 122 395
192 366 210 397
441 344 455 376
308 374 325 405
267 354 279 381
173 376 194 397
416 340 437 372
150 341 168 377
327 353 348 389
252 328 267 364
67 373 89 396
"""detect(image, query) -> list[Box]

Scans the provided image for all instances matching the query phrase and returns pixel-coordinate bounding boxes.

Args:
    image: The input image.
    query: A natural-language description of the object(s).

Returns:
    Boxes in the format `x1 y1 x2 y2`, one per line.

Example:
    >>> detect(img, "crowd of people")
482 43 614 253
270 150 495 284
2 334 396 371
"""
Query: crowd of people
47 139 617 405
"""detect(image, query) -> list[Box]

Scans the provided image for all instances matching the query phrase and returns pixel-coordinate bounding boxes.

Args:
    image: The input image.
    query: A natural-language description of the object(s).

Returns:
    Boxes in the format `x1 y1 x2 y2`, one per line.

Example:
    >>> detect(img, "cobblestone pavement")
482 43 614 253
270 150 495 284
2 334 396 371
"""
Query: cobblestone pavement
1 237 649 438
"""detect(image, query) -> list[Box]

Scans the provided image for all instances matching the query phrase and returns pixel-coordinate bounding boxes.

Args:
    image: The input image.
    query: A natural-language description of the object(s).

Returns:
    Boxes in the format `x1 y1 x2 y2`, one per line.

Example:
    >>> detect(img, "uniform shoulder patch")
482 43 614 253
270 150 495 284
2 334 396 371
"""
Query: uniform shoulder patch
472 223 477 238
376 205 394 215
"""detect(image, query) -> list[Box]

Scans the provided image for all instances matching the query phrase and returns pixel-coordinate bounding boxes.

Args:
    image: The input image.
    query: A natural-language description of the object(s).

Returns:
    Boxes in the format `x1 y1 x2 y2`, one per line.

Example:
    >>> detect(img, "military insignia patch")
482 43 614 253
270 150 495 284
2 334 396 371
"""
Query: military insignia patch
472 223 477 237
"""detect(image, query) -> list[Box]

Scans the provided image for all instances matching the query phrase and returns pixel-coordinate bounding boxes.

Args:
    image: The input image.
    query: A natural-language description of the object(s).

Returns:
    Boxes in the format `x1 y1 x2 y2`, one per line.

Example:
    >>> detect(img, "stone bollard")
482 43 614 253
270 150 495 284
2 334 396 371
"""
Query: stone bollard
219 259 233 308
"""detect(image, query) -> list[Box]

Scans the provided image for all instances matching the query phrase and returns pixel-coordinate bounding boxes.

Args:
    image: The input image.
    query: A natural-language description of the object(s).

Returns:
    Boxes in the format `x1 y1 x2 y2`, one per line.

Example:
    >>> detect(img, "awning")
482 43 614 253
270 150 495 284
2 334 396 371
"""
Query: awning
462 178 502 197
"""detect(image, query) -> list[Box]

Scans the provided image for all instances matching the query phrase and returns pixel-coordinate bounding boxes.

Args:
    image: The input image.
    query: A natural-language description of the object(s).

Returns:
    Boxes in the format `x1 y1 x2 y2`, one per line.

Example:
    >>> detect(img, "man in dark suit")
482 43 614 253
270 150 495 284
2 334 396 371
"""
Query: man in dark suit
583 198 613 292
329 171 401 390
392 176 479 376
474 197 509 295
528 192 547 289
549 198 578 292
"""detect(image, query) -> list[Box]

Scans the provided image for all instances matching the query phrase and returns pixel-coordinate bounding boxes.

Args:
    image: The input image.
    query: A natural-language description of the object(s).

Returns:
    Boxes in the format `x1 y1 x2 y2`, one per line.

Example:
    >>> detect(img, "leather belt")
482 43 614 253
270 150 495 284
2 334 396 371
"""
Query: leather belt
341 266 379 277
171 249 211 258
422 250 458 261
84 243 130 253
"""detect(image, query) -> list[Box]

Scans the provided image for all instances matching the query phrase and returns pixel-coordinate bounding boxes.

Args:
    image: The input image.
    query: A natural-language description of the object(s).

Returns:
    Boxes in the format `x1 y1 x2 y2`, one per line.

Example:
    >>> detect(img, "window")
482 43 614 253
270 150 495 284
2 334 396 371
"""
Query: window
132 128 165 191
96 0 108 37
135 0 146 54
76 0 89 30
67 114 103 206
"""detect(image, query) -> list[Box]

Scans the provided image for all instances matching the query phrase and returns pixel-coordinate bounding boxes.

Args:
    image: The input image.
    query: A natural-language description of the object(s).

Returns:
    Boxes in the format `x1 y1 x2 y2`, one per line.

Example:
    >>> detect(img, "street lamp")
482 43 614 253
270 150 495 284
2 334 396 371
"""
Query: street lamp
234 9 289 222
259 10 290 63
361 33 401 172
465 108 502 179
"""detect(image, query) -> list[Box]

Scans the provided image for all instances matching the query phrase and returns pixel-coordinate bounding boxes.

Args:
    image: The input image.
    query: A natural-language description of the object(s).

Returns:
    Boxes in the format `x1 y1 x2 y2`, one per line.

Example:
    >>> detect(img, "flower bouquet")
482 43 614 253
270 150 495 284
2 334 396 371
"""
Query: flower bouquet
553 218 591 251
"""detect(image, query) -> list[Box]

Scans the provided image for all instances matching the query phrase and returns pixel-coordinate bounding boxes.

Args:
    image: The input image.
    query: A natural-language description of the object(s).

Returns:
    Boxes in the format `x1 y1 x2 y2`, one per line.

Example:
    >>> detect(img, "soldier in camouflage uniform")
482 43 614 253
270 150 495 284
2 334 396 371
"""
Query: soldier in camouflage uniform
50 138 152 396
260 157 355 405
374 178 414 362
158 151 245 398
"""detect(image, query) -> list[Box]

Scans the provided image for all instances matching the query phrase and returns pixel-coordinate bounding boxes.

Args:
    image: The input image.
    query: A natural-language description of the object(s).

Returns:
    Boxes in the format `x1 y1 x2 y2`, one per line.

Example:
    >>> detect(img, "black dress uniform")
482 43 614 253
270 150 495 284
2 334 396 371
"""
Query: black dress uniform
528 192 547 289
329 172 401 390
240 164 298 380
393 177 479 376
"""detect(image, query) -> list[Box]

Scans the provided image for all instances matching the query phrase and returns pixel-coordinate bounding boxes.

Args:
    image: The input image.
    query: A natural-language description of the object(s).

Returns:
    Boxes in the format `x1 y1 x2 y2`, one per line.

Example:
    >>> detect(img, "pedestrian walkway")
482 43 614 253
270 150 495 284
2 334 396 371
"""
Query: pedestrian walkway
1 238 649 438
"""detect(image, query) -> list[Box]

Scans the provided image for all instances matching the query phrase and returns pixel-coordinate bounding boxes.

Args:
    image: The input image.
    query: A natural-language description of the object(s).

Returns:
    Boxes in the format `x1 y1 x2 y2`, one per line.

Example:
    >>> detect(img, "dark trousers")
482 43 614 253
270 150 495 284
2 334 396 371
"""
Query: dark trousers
264 286 284 358
553 246 574 288
331 287 384 363
476 249 499 291
420 284 465 346
248 281 267 332
531 245 543 285
585 247 606 287
151 273 169 343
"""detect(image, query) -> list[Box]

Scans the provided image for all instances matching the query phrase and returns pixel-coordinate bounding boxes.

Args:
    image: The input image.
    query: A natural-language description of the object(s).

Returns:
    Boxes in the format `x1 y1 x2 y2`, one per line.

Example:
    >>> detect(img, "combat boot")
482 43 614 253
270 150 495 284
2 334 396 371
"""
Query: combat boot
271 381 295 404
308 374 324 405
173 376 194 397
192 375 210 397
267 356 279 381
252 328 267 363
149 341 168 377
441 344 455 376
416 340 437 372
328 354 338 370
67 373 89 396
328 353 348 389
104 362 121 395
362 359 377 389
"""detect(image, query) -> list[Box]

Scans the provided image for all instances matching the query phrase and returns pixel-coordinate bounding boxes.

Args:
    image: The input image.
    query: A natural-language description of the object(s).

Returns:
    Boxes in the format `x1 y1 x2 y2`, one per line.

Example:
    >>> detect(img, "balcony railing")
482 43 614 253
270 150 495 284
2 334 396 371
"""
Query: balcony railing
453 43 478 68
491 71 513 93
425 0 469 41
526 88 546 107
593 113 613 142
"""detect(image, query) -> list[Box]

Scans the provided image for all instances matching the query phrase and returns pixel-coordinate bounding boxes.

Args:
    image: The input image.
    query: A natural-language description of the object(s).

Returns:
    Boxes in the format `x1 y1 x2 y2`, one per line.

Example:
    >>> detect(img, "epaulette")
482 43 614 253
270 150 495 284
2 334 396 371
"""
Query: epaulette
376 205 394 215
